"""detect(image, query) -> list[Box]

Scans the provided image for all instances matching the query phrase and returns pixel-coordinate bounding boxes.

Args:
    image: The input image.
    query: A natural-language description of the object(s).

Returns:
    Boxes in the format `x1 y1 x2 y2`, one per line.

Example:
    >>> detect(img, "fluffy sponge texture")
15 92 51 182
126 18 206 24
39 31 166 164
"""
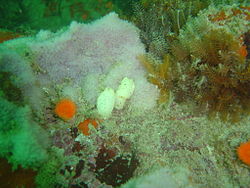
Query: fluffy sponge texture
0 97 49 169
3 12 159 111
30 12 159 110
121 167 194 188
27 12 145 85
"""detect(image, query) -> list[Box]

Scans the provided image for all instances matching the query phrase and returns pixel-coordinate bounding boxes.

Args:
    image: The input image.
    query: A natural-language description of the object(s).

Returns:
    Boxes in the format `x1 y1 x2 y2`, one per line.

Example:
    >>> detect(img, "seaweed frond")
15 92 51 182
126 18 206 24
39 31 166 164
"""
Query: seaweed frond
172 4 250 122
138 54 173 103
131 0 210 59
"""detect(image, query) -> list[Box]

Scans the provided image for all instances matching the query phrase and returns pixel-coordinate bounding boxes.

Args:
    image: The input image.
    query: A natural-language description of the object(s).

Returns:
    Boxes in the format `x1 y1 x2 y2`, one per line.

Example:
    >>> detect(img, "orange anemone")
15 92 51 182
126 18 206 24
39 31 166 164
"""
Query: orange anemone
237 141 250 165
55 99 76 120
78 118 98 136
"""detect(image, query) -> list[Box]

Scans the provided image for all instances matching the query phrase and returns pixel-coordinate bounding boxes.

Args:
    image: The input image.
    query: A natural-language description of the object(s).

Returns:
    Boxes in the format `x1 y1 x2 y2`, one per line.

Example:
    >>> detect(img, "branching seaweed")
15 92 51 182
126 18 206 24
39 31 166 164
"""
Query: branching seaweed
138 54 173 103
131 0 210 58
172 4 250 122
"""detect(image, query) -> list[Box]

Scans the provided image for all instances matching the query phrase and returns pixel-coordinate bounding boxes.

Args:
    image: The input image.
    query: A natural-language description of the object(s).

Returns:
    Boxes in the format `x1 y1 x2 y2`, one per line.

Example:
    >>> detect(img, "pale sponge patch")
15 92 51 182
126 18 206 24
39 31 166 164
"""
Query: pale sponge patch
121 167 193 188
97 88 115 119
3 12 159 112
27 12 146 86
27 12 159 111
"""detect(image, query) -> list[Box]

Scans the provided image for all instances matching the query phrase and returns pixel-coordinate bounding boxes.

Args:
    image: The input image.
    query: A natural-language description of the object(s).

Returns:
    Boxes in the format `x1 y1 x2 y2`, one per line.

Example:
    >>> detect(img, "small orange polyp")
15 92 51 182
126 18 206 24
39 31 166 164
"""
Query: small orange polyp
238 45 248 59
78 119 98 136
55 99 76 120
237 141 250 165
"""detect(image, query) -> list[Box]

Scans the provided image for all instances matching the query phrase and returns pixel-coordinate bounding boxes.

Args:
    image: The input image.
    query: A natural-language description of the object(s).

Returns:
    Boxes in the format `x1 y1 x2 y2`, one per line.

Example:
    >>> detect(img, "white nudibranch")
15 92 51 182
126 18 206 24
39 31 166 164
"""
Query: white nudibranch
115 77 135 110
96 77 135 119
97 87 115 119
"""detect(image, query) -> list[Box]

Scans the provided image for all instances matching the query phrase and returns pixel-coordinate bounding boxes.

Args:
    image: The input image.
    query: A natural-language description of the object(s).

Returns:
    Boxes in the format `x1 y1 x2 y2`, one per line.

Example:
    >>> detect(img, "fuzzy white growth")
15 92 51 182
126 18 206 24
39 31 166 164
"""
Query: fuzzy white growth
2 12 159 113
97 88 115 119
115 77 135 110
121 167 192 188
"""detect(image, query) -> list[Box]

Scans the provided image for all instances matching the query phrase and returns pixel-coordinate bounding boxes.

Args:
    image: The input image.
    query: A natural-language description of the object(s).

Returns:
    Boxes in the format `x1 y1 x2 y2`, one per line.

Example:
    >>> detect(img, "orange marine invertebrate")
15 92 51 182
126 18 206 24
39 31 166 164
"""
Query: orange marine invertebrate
237 141 250 165
78 118 98 136
55 99 76 120
238 45 248 59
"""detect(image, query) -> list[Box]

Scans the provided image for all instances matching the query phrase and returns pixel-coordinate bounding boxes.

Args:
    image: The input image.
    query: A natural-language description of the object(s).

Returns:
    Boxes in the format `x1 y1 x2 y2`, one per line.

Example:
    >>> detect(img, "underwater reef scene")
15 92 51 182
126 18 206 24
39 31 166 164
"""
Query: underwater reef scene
0 0 250 187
